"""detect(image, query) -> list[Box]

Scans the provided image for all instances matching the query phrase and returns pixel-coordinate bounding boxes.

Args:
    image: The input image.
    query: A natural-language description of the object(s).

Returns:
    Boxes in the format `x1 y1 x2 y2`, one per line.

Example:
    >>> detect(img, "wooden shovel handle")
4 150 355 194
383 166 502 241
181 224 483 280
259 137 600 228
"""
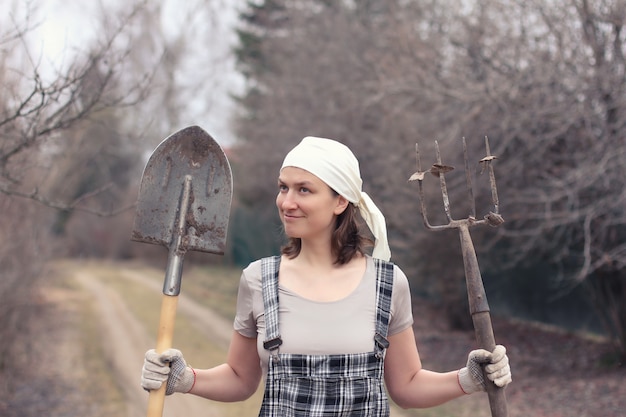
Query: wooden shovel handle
147 294 179 417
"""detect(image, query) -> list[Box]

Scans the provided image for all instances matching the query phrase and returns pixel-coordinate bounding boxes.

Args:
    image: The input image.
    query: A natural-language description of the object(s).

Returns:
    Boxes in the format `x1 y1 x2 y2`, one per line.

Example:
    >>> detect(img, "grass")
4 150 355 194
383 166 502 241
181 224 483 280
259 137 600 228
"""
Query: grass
121 261 243 320
182 264 243 319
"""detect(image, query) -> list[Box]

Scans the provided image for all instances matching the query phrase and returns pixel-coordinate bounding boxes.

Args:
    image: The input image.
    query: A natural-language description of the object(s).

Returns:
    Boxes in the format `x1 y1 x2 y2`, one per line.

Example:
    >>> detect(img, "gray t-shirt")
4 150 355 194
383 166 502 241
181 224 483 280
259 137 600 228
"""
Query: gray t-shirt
234 256 414 375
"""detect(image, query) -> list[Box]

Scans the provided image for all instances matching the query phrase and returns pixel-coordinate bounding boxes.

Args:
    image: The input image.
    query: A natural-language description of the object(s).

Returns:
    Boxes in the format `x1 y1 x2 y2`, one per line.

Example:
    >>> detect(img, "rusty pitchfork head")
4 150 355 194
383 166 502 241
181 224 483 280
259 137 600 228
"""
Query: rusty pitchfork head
409 136 504 229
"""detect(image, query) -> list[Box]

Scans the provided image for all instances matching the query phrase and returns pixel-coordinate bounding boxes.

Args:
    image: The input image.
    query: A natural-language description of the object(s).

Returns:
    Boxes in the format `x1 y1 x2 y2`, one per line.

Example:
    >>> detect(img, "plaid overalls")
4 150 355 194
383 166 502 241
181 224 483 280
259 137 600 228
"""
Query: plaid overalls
259 256 394 417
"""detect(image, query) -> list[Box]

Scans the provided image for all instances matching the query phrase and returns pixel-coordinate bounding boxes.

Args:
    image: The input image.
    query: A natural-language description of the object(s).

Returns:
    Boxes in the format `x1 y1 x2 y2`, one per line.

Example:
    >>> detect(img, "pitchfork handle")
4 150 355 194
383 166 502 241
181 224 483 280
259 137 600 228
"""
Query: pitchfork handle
472 311 508 417
459 224 508 417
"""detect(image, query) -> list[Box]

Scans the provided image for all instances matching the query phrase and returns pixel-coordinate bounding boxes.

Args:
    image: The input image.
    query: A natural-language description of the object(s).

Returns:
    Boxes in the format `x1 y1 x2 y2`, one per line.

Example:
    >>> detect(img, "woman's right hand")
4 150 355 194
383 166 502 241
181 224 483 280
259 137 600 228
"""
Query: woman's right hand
141 348 196 395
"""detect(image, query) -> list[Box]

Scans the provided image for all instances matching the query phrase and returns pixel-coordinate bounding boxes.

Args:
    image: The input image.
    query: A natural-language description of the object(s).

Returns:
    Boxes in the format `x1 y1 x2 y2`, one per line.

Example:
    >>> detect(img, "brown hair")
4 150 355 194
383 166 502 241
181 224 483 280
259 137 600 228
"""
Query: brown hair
280 201 374 265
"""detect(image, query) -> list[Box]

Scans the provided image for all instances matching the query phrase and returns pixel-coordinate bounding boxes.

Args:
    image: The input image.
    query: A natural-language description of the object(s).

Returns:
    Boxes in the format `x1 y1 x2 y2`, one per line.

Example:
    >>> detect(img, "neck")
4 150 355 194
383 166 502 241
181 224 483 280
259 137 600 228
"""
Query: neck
297 239 335 267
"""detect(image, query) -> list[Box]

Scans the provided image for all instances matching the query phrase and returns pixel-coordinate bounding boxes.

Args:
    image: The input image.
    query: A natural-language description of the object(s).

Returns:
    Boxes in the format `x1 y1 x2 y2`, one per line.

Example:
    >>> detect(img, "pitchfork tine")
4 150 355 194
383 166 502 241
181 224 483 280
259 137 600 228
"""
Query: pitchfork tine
463 137 477 219
434 141 453 222
414 142 435 230
484 136 500 215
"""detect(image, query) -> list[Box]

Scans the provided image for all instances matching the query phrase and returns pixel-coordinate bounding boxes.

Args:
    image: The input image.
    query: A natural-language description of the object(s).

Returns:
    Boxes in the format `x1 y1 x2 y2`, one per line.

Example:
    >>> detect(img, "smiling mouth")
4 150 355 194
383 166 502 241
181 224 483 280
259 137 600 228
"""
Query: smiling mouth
283 213 301 221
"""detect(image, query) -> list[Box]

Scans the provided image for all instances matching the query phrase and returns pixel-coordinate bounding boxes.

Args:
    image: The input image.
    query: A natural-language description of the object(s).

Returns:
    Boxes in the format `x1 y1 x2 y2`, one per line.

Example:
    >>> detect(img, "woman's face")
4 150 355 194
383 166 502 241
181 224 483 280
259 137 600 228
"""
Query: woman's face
276 167 348 241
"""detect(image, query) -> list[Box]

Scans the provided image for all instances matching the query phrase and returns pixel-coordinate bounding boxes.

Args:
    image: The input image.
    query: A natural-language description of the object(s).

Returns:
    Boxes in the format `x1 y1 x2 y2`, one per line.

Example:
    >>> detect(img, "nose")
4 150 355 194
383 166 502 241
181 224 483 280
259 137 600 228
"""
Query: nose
277 190 297 210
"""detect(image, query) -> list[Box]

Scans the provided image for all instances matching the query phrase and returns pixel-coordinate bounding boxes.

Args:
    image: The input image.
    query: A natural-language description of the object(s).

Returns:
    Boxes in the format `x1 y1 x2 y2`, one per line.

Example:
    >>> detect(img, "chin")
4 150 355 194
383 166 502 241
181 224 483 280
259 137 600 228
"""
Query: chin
283 227 302 239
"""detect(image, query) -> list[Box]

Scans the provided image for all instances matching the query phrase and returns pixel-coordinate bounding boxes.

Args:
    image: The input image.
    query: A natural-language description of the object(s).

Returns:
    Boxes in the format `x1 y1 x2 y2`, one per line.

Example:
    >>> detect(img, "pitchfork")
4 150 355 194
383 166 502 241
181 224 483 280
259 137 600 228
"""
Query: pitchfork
409 137 508 417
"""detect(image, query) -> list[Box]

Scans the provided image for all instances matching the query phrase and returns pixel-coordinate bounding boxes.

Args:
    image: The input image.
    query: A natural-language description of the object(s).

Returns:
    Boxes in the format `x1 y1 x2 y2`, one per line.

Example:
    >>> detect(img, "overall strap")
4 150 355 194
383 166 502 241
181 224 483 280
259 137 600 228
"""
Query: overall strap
261 256 282 361
373 258 394 358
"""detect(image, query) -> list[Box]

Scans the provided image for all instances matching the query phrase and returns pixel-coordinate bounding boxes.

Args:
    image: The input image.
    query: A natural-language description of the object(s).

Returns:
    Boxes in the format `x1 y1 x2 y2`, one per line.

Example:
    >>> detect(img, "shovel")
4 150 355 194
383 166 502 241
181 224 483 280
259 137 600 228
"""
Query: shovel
131 125 233 417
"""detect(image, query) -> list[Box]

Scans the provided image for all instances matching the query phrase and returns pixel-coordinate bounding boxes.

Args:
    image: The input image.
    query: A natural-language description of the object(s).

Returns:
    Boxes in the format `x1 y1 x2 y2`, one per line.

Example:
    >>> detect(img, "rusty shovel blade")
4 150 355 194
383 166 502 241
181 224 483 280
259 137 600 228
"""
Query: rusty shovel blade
131 125 232 255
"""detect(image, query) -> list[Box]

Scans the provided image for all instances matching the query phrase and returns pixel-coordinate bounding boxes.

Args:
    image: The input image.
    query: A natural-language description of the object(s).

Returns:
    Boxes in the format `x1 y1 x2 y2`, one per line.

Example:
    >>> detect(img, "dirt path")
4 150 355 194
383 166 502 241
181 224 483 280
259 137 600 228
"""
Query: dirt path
75 267 225 417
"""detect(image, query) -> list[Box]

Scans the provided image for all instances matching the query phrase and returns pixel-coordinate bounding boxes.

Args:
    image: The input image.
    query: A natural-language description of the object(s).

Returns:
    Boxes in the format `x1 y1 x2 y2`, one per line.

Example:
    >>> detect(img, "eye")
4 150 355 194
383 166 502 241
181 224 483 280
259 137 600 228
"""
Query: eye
299 186 310 193
278 183 288 192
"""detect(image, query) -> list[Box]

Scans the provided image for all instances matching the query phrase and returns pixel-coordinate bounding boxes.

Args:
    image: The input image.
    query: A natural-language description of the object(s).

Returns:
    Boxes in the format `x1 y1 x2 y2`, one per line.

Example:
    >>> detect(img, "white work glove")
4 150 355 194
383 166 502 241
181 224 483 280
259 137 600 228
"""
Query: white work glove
458 345 512 394
141 348 196 395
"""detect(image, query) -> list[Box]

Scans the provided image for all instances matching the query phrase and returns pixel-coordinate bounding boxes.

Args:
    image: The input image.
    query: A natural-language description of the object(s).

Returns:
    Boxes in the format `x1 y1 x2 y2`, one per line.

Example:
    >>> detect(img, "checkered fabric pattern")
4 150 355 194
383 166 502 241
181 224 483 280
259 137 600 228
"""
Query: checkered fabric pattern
259 256 395 417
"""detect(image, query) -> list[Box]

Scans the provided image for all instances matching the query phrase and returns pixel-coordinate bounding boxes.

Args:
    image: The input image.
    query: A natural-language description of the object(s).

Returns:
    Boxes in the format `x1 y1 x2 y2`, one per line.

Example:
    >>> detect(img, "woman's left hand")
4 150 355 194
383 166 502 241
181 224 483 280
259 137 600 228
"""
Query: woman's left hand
458 345 512 394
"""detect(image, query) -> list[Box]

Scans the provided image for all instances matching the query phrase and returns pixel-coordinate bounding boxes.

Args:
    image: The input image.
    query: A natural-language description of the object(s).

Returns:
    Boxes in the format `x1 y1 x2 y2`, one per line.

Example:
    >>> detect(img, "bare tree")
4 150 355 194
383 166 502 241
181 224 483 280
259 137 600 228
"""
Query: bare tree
0 1 238 414
431 0 626 359
232 0 626 360
0 4 153 210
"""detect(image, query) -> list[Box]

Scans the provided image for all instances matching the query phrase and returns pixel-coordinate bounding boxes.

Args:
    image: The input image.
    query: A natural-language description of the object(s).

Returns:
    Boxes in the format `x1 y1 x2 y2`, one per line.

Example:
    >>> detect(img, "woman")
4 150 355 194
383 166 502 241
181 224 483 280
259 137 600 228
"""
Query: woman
142 136 512 416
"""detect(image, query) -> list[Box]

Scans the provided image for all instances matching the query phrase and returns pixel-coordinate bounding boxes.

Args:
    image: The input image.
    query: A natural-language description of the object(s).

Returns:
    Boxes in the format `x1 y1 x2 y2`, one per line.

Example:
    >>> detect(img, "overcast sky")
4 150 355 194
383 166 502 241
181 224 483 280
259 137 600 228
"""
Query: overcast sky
4 0 245 146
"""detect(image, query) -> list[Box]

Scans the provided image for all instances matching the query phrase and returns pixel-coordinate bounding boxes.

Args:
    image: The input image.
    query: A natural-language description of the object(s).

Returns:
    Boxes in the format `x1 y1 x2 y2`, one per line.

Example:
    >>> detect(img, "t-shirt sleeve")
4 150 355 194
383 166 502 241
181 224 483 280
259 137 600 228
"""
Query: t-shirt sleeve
388 265 414 336
233 270 257 338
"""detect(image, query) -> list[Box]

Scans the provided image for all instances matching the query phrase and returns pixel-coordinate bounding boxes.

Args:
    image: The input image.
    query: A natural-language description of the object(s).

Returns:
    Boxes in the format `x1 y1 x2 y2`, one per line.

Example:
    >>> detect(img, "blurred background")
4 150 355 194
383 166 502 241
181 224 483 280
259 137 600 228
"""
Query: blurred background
1 1 625 416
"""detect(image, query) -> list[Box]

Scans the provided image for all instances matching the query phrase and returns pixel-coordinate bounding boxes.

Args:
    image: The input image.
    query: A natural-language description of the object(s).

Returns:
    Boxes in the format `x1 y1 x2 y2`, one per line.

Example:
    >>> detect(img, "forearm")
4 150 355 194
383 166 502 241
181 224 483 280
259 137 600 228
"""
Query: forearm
187 331 262 402
389 369 465 409
385 328 466 409
188 363 261 402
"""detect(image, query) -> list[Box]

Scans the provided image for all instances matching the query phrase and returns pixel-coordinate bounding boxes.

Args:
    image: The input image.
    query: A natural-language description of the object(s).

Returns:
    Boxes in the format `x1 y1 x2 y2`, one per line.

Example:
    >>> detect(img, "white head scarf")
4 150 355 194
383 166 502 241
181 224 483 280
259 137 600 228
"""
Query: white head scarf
281 136 391 261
